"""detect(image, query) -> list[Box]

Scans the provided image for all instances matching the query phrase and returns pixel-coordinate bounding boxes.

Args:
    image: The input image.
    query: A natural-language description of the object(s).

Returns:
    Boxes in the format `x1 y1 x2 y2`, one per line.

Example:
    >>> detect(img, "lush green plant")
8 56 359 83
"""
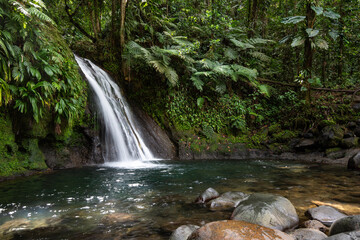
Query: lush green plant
0 0 86 128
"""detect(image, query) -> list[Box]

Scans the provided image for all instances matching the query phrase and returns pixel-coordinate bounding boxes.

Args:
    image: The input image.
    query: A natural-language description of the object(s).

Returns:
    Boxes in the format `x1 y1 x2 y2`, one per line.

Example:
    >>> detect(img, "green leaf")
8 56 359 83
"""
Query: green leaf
329 30 339 40
281 16 306 24
306 28 320 38
323 10 340 20
44 66 54 76
316 39 329 49
258 85 270 97
311 6 323 15
291 37 305 47
197 97 205 109
230 38 255 49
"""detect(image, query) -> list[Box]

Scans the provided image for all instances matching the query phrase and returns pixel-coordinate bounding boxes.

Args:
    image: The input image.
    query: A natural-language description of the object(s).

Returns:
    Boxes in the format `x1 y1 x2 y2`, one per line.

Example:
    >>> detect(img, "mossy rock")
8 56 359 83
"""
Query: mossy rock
268 124 281 135
318 124 345 148
272 130 299 143
268 143 291 154
21 139 47 170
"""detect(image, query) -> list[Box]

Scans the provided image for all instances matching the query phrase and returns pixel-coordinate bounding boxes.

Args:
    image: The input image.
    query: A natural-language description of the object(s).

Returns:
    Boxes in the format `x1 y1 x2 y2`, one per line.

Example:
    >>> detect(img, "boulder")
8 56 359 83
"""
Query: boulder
342 137 359 149
303 220 328 233
230 193 299 231
295 139 316 151
305 206 347 227
318 125 344 148
323 231 360 240
346 122 357 130
208 191 249 211
348 152 360 170
169 224 199 240
329 215 360 236
290 228 327 240
187 220 294 240
195 188 219 204
354 127 360 137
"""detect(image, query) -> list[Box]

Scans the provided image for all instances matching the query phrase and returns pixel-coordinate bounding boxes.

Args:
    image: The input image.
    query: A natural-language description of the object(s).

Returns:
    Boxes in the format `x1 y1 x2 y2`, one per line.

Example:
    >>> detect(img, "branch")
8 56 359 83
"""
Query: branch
65 0 96 43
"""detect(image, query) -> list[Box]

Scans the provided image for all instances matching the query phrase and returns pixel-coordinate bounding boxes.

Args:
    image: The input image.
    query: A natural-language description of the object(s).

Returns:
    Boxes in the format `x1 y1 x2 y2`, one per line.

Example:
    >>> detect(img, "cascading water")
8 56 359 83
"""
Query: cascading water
75 55 155 166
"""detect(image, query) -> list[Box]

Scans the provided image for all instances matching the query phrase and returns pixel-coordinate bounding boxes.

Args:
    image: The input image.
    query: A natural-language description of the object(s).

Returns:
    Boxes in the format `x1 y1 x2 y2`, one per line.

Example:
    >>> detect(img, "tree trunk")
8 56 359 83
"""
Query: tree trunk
120 0 128 53
338 0 344 83
111 0 117 47
303 1 316 104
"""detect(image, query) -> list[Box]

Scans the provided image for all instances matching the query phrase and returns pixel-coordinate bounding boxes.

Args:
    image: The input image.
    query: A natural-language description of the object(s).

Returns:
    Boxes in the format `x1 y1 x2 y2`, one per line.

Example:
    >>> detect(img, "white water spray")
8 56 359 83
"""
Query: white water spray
75 56 155 165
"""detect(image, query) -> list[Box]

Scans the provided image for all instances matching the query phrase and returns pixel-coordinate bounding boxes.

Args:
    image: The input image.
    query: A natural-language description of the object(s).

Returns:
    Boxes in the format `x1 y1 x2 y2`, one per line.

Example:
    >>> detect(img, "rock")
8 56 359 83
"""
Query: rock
170 224 199 240
0 218 30 239
230 193 299 231
101 213 134 224
323 230 360 240
318 125 345 148
304 133 314 138
348 152 360 170
344 132 355 138
326 149 346 160
295 139 316 150
354 127 360 137
290 228 327 240
352 103 360 112
347 122 357 130
208 191 249 211
305 206 347 227
187 220 294 240
342 137 359 149
329 215 360 236
195 188 219 204
303 220 329 233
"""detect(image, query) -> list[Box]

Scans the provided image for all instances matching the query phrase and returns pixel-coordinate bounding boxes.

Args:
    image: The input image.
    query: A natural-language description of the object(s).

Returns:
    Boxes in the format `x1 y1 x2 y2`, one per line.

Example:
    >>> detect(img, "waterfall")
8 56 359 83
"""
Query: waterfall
75 56 155 165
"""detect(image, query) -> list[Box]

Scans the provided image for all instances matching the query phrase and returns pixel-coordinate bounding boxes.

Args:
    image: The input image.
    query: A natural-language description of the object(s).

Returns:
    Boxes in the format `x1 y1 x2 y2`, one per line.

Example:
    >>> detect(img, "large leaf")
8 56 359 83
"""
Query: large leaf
230 38 255 49
329 30 339 40
306 28 320 38
323 10 340 19
281 16 306 24
291 37 305 47
316 39 329 49
311 6 324 15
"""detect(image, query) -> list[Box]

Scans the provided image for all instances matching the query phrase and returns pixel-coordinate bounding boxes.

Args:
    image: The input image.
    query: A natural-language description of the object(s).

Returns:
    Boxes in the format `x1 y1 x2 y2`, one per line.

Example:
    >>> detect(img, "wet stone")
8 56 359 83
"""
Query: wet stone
324 230 360 240
290 228 327 240
303 220 328 233
230 193 299 231
329 215 360 236
195 187 219 204
170 224 200 240
188 220 294 240
305 206 347 227
208 191 249 211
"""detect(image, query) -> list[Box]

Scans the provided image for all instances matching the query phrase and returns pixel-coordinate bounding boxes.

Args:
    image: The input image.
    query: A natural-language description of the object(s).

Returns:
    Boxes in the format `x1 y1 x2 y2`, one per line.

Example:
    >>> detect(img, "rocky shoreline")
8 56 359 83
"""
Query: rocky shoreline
170 188 360 240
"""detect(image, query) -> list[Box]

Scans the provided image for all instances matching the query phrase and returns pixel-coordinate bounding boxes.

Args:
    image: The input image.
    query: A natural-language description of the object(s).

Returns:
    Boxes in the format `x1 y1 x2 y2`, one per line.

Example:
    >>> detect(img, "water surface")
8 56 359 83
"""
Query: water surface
0 159 359 239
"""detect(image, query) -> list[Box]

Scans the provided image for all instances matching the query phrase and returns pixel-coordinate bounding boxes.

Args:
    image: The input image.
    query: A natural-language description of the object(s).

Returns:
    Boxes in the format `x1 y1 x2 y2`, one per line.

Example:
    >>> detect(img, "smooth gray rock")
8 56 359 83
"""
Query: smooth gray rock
208 191 249 211
291 228 327 240
324 230 360 240
305 206 347 227
195 188 219 204
342 137 359 149
329 215 360 236
169 224 199 240
303 220 328 233
348 152 360 170
230 193 299 231
295 139 316 150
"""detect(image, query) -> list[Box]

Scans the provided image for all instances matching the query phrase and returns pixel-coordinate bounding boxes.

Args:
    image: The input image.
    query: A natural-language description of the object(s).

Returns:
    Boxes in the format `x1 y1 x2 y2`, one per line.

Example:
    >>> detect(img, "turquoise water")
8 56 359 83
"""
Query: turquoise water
0 159 359 239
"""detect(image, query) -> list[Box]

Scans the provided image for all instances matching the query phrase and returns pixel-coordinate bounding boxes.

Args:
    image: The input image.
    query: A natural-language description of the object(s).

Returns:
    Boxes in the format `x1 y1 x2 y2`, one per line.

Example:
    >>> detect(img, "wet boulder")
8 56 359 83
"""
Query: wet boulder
187 220 294 240
170 224 200 240
323 231 360 240
208 191 249 211
195 188 219 204
303 220 328 233
305 206 347 227
230 193 299 231
348 152 360 170
290 228 327 240
329 215 360 236
318 125 345 148
295 139 316 151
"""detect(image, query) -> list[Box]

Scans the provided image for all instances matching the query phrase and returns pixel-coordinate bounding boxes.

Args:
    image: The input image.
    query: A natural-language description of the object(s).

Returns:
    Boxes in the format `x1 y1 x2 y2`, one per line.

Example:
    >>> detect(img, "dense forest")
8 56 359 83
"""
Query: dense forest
1 0 360 177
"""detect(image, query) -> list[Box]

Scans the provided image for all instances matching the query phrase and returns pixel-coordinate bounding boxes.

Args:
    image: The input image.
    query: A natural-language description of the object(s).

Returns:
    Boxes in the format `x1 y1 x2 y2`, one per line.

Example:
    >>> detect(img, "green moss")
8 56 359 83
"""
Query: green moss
272 130 299 143
268 124 281 135
325 147 342 155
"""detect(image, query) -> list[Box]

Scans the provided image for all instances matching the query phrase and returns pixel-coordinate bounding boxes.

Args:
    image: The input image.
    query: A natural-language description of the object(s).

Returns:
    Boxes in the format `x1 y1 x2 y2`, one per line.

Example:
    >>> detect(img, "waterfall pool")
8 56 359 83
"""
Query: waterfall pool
0 159 359 239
